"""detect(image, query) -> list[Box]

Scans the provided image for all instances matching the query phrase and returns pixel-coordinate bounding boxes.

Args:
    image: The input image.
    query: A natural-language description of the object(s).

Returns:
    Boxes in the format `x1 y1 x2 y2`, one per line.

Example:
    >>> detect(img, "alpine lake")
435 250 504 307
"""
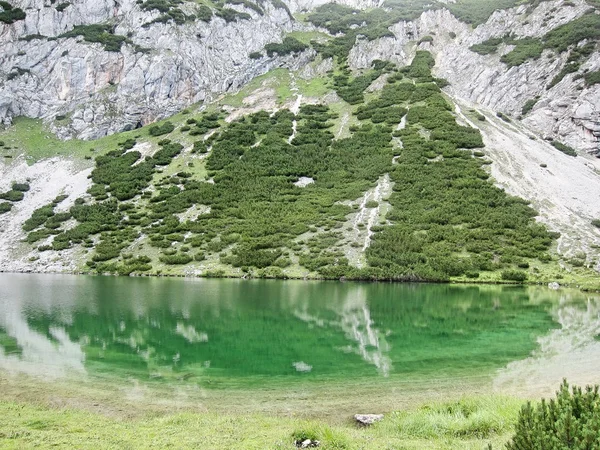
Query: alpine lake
2 273 600 424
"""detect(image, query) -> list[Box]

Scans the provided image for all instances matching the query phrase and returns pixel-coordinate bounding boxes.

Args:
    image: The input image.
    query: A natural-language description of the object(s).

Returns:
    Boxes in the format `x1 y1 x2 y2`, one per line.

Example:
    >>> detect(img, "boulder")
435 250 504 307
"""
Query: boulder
354 414 384 426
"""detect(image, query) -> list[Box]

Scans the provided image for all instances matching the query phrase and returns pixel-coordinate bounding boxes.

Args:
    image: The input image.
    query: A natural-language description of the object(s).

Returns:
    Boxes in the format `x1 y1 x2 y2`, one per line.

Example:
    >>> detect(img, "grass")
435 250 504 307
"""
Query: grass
0 395 523 449
0 109 200 164
219 68 292 108
287 30 330 45
296 75 330 98
0 117 128 163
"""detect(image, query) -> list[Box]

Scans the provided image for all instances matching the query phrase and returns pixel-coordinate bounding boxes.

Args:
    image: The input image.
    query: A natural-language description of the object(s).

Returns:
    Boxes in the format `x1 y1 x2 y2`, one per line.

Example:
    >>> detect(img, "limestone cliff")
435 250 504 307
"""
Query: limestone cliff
348 0 600 154
1 0 598 152
0 0 306 139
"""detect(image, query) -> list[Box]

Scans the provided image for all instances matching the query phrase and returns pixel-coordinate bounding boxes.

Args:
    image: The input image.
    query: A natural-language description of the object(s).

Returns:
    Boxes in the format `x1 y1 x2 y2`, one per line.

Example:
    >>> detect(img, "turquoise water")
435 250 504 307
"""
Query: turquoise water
0 274 582 392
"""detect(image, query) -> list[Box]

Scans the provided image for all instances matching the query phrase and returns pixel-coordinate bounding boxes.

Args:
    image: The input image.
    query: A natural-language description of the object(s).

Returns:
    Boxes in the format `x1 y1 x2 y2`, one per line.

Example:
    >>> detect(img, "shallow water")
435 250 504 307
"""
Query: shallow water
0 274 598 408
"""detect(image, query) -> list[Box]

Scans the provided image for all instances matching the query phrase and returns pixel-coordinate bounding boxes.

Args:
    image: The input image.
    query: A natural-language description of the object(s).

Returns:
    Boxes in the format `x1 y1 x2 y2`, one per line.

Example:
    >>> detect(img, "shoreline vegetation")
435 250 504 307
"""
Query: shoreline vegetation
1 375 597 449
0 396 522 449
0 371 538 449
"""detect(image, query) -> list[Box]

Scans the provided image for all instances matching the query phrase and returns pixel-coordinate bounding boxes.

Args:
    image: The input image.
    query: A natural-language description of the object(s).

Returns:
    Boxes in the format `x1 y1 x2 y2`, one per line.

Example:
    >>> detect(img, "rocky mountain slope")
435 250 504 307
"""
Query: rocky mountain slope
1 0 599 285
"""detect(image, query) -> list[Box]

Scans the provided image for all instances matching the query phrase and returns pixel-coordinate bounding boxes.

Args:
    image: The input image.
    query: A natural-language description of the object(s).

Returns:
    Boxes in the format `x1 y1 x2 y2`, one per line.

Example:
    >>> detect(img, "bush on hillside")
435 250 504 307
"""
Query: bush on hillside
149 121 175 137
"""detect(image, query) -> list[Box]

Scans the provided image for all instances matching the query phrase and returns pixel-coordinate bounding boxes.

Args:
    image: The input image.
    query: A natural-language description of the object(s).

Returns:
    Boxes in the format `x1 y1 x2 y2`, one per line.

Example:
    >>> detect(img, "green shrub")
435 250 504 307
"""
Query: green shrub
249 51 262 59
227 0 263 15
196 4 213 22
264 37 308 57
500 37 543 67
11 182 30 192
584 70 600 87
23 204 55 231
0 190 24 202
55 2 70 12
496 112 511 122
548 62 580 89
506 380 600 450
501 270 527 282
149 121 175 137
0 1 26 24
521 97 540 116
591 219 600 228
551 140 577 157
470 37 504 55
159 253 193 264
0 202 12 214
216 8 251 22
59 24 131 52
502 14 600 67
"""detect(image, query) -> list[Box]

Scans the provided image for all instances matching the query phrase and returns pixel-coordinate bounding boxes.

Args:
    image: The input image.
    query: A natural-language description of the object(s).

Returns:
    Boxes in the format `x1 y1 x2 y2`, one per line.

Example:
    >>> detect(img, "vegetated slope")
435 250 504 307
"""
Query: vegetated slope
1 0 599 282
1 0 597 148
1 50 582 283
346 0 600 155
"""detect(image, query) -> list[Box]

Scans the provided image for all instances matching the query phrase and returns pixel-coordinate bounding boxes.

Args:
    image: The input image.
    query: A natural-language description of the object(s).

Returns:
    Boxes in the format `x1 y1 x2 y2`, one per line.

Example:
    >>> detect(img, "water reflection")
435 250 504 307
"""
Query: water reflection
0 275 85 378
494 293 600 395
0 274 593 389
294 284 392 376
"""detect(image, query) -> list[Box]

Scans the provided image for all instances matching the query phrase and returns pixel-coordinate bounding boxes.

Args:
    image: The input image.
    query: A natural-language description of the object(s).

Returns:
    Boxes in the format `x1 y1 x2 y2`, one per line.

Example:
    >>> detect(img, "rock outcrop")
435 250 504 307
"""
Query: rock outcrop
0 0 308 139
2 0 598 151
348 0 600 154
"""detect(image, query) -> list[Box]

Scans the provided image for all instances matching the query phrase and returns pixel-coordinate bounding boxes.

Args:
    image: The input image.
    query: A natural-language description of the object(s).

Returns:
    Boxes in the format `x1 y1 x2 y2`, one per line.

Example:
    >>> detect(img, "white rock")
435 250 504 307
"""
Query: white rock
354 413 384 425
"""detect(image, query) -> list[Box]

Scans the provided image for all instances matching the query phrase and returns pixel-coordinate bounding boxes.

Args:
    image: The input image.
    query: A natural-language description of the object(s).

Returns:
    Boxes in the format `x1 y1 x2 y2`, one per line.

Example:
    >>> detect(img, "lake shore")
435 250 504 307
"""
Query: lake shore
0 371 525 449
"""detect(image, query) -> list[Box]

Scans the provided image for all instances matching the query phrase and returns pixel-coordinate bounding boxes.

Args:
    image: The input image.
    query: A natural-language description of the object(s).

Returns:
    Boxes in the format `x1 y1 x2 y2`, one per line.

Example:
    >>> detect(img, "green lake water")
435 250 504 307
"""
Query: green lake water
1 274 599 408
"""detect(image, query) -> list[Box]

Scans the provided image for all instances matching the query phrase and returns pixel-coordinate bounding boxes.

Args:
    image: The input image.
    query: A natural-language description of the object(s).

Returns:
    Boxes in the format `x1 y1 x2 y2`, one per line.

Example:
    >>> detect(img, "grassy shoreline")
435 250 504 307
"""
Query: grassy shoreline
0 371 526 449
0 397 521 449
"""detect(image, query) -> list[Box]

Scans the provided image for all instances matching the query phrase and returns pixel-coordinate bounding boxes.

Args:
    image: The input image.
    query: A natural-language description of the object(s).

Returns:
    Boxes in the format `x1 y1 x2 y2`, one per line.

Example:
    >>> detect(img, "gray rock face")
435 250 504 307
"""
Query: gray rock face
348 0 600 154
0 0 311 139
1 0 598 151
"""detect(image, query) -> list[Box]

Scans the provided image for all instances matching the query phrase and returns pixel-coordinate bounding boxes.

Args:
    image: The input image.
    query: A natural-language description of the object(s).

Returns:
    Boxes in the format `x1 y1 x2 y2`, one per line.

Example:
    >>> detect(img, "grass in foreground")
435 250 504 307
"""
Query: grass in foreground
0 396 521 449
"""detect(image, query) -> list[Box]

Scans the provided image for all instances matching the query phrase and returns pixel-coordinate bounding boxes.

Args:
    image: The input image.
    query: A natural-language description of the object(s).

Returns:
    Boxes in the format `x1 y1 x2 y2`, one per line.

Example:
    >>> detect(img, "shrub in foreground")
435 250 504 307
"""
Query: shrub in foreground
506 380 600 450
